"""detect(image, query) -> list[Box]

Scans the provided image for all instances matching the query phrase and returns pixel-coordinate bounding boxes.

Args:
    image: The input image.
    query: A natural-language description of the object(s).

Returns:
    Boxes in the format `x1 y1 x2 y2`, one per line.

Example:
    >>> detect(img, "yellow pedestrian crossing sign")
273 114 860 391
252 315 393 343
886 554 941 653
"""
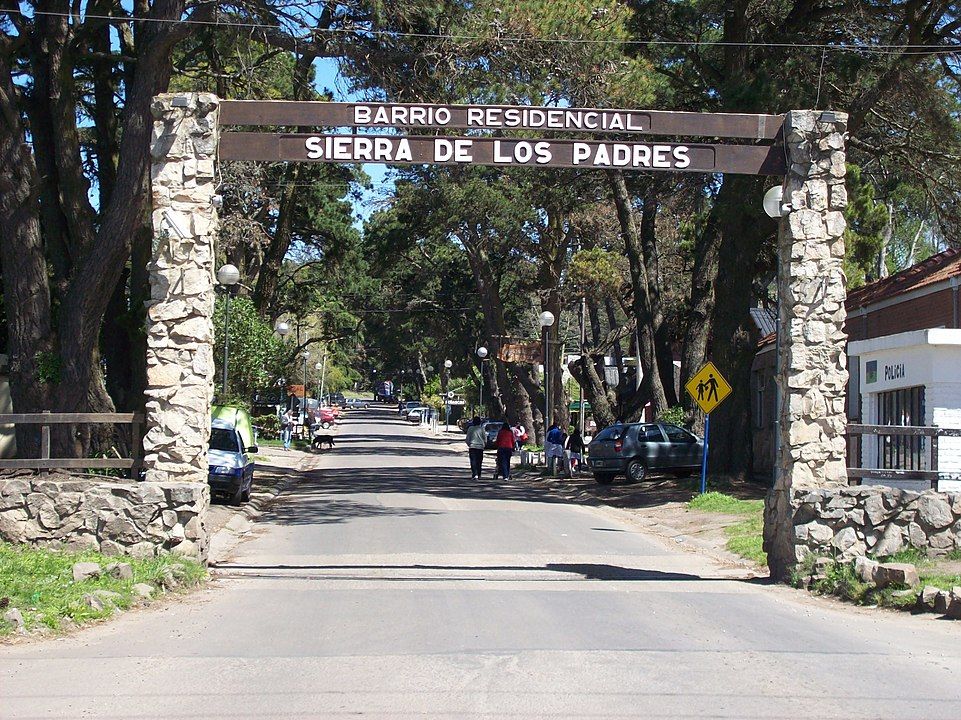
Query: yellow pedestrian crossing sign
685 361 732 414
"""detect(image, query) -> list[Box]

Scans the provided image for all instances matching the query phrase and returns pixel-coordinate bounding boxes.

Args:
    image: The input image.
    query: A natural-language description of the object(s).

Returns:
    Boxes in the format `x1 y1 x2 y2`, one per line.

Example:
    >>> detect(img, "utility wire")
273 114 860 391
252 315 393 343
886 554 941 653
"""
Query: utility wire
7 8 961 56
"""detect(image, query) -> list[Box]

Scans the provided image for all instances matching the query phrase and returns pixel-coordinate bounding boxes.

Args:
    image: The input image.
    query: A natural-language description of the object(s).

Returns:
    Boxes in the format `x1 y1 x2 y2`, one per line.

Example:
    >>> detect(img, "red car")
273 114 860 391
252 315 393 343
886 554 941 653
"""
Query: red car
314 408 336 429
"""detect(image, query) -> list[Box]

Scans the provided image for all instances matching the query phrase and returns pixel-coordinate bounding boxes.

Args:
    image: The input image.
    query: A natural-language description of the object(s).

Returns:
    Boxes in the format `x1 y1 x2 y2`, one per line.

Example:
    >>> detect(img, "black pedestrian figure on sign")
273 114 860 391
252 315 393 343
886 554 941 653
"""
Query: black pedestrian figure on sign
696 379 707 401
705 373 719 403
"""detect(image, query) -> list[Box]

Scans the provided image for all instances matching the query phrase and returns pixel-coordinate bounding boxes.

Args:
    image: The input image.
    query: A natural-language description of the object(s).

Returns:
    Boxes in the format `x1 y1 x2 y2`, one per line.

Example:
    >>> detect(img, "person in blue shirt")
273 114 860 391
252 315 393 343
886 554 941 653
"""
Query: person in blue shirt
545 422 565 473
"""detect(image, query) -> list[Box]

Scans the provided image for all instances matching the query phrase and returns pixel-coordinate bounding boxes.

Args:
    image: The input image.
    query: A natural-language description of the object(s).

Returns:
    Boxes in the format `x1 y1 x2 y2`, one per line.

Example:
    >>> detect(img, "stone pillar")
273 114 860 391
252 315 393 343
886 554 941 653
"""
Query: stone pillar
143 93 220 483
765 110 849 581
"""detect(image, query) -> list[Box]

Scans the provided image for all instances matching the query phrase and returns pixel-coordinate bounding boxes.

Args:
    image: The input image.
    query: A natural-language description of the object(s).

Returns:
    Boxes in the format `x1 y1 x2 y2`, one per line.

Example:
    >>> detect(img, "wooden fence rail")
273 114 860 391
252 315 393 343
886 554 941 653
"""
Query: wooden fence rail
845 424 961 489
0 412 144 476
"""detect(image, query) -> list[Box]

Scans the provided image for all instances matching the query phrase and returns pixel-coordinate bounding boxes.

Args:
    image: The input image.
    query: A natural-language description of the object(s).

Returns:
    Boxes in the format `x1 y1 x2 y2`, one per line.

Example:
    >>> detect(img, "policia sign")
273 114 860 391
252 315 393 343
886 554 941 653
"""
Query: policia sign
218 101 786 176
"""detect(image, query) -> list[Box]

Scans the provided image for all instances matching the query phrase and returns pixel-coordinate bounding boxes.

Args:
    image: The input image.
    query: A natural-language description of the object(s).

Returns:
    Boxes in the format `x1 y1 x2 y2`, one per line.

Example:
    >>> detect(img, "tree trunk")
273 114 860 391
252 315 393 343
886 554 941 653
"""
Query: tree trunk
706 176 767 481
0 44 55 455
610 170 669 416
57 0 187 418
639 186 678 407
572 354 615 429
253 164 302 313
680 184 727 417
462 234 537 439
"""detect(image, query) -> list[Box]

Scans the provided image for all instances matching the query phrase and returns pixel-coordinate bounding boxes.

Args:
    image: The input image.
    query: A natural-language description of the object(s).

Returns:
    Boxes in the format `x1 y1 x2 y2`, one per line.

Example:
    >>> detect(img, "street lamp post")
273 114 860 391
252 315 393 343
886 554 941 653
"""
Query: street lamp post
319 353 328 405
216 264 241 399
315 361 323 401
538 310 555 435
444 359 453 432
302 350 310 431
476 346 488 412
275 320 291 409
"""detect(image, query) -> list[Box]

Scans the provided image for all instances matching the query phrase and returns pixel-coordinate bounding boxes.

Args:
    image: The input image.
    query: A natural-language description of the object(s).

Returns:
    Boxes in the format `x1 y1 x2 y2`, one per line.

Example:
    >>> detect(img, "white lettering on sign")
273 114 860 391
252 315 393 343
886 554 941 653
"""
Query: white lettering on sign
570 142 691 169
433 139 473 162
349 104 649 132
884 363 906 381
303 136 413 162
305 136 323 159
300 135 698 170
491 140 554 165
353 104 452 126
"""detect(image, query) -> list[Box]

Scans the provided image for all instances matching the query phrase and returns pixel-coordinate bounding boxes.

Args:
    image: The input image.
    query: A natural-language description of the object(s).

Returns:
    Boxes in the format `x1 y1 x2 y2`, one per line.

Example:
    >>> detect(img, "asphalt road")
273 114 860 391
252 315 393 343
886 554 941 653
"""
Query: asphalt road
2 408 961 719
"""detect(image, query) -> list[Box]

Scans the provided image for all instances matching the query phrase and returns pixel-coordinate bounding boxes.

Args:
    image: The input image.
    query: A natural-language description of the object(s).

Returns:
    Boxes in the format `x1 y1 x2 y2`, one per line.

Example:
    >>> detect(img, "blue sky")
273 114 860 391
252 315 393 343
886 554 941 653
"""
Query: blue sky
314 58 393 225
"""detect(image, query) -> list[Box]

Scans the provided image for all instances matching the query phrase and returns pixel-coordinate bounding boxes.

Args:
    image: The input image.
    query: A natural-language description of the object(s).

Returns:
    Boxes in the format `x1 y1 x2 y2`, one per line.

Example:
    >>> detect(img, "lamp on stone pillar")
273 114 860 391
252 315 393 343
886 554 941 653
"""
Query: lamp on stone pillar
143 92 220 496
765 109 850 582
216 264 240 401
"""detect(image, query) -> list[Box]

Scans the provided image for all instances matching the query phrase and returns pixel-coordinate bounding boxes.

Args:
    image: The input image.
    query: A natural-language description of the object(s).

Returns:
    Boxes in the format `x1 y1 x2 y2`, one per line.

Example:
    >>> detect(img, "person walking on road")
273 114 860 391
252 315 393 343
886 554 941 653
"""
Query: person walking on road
465 416 487 480
494 422 515 481
511 422 527 451
281 408 294 451
545 422 565 474
566 427 585 474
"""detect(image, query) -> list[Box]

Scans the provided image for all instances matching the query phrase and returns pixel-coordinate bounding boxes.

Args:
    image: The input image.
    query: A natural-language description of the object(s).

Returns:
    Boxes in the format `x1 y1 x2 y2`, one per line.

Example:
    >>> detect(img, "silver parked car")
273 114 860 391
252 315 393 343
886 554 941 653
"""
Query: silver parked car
587 422 703 485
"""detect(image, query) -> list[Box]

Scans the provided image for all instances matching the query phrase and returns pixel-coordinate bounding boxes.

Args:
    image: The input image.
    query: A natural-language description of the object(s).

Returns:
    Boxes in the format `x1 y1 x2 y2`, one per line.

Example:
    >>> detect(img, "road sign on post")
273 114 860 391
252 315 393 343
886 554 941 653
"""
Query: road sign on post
684 361 733 495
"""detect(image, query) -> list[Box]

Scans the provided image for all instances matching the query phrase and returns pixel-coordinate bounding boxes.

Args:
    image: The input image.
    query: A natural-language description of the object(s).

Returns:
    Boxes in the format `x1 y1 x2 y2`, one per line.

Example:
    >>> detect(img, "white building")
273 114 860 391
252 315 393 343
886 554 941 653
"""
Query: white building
849 328 961 492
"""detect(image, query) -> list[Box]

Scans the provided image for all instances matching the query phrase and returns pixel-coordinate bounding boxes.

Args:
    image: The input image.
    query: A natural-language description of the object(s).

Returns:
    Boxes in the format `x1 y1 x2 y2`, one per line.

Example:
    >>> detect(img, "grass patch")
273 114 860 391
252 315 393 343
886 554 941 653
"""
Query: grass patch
687 491 763 515
877 547 961 591
725 515 766 564
687 492 766 565
0 543 205 637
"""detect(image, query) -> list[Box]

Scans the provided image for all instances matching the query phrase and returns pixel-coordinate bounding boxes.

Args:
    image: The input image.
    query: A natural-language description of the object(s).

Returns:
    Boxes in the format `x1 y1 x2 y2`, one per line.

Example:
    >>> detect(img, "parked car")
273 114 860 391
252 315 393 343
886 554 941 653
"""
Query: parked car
208 406 258 505
406 405 429 422
400 400 423 416
314 408 337 429
587 422 703 485
483 421 503 449
345 398 370 409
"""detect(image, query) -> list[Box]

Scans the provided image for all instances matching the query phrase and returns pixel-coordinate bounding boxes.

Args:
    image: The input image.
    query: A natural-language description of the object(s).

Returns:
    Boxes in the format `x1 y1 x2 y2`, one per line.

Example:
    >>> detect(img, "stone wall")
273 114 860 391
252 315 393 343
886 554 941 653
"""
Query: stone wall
787 486 961 563
143 92 220 484
0 475 209 561
766 109 850 580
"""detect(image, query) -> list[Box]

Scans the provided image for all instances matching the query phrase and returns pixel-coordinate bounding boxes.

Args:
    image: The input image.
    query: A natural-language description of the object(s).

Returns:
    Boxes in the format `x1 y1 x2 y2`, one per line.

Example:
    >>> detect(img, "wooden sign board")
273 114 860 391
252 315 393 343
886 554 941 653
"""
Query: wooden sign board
497 342 543 364
219 100 784 140
219 133 785 175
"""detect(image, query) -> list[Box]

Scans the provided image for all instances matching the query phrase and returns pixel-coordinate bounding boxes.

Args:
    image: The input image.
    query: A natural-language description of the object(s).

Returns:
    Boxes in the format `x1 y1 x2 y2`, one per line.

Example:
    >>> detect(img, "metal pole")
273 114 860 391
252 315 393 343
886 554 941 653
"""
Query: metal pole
579 297 586 441
700 413 711 495
319 353 328 405
221 291 230 398
479 360 484 412
543 327 549 434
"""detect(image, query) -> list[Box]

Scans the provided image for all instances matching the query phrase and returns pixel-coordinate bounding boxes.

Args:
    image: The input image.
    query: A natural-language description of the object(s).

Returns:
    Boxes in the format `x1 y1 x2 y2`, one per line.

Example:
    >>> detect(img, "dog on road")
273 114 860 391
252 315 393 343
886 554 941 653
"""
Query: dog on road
312 434 335 450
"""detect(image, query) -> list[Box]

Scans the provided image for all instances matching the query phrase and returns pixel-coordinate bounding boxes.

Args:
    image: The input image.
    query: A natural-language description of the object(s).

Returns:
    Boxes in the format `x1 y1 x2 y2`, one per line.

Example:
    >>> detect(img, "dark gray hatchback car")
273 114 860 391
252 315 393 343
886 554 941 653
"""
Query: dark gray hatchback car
588 422 703 484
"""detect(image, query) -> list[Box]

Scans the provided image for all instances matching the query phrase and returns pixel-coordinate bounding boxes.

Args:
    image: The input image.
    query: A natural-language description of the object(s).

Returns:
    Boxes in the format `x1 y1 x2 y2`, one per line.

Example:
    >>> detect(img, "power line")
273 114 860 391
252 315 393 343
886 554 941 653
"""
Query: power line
7 8 961 56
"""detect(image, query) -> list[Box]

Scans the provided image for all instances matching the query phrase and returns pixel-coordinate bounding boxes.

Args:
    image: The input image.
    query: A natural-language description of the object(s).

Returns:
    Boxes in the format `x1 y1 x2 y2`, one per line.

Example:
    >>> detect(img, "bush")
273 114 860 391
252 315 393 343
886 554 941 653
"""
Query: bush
255 413 280 439
656 405 688 426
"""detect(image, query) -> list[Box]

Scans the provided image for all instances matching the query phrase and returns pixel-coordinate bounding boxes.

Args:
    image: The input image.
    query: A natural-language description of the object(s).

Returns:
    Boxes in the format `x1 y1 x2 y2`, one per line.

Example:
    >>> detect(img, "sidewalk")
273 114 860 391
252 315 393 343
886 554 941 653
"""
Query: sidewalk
206 444 314 563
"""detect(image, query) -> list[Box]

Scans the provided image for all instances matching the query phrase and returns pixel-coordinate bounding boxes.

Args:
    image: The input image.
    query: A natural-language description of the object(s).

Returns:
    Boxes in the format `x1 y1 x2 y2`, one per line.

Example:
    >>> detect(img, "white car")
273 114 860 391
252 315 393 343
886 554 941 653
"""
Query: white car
406 406 429 422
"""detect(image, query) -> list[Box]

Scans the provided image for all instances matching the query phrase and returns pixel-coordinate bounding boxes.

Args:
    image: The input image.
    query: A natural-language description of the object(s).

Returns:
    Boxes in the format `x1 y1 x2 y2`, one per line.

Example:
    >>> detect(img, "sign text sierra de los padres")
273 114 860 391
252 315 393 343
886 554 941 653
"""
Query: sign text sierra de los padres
303 135 693 170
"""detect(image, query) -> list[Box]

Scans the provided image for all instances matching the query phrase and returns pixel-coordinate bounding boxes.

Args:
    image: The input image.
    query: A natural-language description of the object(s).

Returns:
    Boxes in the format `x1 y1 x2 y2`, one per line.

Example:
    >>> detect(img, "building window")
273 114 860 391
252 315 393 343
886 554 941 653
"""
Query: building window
876 385 925 470
753 370 766 429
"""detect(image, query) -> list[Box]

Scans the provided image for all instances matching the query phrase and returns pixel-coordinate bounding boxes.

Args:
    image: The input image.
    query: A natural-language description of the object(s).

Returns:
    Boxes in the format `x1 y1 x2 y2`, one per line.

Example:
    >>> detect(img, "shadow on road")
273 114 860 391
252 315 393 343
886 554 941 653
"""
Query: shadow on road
212 561 723 582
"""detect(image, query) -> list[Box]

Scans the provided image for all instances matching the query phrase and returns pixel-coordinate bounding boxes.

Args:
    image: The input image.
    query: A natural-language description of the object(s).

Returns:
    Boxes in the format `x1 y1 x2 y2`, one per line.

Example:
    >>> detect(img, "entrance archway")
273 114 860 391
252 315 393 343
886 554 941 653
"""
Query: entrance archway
144 93 849 579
